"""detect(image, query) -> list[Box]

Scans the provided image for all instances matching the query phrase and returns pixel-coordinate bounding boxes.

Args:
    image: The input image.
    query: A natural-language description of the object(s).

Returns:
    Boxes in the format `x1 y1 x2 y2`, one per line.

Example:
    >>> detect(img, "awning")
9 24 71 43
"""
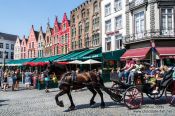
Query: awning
103 49 126 61
121 47 151 60
7 58 35 66
156 47 175 59
82 53 102 60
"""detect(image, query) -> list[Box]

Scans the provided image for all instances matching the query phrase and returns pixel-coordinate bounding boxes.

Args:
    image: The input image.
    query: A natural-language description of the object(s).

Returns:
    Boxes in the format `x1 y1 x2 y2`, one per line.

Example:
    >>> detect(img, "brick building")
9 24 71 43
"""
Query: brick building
70 0 102 51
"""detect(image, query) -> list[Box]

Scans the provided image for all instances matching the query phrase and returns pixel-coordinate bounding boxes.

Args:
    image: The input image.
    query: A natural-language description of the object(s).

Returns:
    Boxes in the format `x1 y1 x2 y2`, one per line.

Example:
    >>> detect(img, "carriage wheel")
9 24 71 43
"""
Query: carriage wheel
124 86 143 109
110 84 122 103
165 86 175 106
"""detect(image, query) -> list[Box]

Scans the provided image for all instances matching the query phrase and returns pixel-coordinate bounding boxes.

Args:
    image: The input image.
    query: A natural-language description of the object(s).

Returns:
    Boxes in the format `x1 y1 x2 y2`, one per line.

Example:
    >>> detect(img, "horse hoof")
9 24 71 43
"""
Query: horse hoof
100 103 105 109
56 101 64 107
90 101 96 106
68 106 76 111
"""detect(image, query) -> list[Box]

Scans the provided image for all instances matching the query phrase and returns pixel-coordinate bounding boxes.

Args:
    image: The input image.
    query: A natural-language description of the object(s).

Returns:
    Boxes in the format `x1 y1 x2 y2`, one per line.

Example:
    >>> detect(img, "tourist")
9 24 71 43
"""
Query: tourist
25 70 31 89
145 64 157 93
118 57 135 83
15 69 20 90
44 71 50 93
0 67 3 89
2 70 8 91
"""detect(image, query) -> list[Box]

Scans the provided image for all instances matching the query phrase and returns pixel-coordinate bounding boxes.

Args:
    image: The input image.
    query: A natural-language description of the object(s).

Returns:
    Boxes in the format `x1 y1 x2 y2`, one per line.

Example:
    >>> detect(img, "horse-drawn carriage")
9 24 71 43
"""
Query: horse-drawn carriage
48 61 175 111
107 67 175 109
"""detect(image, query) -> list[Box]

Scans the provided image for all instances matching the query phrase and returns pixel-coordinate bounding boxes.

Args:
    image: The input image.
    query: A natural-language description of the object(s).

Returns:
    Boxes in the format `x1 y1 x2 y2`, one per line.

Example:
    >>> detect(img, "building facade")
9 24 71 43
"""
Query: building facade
123 0 175 66
44 23 53 57
21 36 28 59
59 13 71 54
0 32 17 64
70 0 102 51
14 36 22 59
101 0 126 52
52 17 61 56
38 26 45 58
26 25 39 58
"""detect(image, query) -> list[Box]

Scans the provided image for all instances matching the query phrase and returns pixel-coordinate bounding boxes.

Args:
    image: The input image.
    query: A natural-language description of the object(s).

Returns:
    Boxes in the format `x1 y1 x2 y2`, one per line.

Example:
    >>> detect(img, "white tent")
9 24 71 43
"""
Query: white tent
69 60 82 64
81 59 101 64
81 59 101 70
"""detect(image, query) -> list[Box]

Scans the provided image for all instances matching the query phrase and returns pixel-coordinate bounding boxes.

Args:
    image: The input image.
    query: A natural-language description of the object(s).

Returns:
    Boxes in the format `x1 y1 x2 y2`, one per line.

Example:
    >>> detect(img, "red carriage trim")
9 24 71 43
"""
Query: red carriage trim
121 47 151 60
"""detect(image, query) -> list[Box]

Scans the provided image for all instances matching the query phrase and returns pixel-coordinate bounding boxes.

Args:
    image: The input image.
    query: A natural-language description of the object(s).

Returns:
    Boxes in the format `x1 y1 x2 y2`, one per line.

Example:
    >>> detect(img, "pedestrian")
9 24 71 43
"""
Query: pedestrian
44 71 50 93
11 71 16 91
25 70 31 89
0 67 3 89
15 69 20 90
2 70 8 91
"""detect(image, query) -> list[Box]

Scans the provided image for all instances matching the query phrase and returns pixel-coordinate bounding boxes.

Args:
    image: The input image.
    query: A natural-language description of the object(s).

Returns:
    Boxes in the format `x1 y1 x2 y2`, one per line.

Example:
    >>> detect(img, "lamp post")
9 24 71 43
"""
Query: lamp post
3 50 6 72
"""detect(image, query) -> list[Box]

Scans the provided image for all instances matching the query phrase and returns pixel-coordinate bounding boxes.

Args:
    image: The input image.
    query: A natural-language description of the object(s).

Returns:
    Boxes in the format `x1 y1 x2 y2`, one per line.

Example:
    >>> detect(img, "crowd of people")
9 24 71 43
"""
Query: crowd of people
110 58 175 94
0 67 59 93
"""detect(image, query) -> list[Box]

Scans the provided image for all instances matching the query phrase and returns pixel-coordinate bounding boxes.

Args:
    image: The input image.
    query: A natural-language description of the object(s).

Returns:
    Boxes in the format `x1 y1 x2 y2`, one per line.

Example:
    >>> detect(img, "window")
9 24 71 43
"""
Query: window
71 28 76 37
85 34 91 48
65 34 68 43
0 51 2 58
32 42 34 48
161 8 174 35
5 52 8 59
6 44 9 49
11 44 14 50
134 11 144 33
85 21 89 32
78 39 82 48
0 43 3 48
63 24 66 30
105 3 111 16
72 15 75 23
81 9 85 18
92 33 100 46
94 2 98 13
78 23 82 35
115 15 122 30
93 17 100 30
114 0 122 12
105 20 111 33
115 35 123 50
105 37 111 51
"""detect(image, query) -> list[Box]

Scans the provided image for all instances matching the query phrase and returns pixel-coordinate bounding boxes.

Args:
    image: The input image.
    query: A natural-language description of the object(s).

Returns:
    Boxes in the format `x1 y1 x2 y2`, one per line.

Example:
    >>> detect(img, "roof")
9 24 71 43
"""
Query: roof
0 32 17 41
34 31 39 41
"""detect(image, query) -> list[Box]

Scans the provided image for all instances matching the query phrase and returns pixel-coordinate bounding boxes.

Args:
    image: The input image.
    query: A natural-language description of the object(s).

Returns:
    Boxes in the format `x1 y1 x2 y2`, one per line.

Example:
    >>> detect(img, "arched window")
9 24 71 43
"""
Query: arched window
93 1 98 13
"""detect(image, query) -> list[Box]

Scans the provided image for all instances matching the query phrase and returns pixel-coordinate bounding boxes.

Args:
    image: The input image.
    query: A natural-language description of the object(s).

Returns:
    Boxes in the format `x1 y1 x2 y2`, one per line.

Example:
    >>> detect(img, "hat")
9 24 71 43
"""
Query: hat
150 64 155 67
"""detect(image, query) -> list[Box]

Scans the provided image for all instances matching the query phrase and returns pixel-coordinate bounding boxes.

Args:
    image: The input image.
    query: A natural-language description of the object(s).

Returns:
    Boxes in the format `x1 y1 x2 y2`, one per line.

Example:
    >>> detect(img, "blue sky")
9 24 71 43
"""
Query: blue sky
0 0 85 38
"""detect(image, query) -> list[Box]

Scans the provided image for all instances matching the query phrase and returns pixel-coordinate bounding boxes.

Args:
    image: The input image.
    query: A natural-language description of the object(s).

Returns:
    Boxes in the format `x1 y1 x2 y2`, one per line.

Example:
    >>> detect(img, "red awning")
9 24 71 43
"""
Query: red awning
156 47 175 59
121 47 151 60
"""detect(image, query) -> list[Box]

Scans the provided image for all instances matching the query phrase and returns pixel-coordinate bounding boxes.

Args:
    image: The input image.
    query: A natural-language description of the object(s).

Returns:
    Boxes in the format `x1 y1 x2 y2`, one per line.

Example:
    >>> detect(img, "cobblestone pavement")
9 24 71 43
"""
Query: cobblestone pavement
0 83 175 116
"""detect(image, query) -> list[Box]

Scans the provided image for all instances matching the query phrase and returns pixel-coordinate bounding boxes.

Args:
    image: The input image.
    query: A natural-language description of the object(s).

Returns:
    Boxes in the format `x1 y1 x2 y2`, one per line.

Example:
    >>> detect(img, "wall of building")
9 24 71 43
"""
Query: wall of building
101 0 126 52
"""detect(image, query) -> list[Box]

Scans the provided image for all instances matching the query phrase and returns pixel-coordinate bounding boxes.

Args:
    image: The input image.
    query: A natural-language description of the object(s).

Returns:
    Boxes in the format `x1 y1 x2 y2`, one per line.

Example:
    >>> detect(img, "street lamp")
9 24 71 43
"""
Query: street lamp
3 50 6 72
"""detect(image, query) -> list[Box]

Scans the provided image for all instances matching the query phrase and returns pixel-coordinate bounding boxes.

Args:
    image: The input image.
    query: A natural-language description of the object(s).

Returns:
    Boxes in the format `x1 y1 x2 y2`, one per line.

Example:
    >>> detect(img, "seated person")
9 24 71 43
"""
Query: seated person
144 64 157 93
118 58 135 83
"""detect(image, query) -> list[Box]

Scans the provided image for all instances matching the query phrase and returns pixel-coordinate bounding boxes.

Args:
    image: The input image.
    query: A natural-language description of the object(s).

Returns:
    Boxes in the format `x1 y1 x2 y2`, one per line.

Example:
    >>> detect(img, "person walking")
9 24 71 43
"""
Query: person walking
0 67 3 90
15 69 20 90
11 70 16 91
2 70 8 91
44 71 50 93
25 70 31 89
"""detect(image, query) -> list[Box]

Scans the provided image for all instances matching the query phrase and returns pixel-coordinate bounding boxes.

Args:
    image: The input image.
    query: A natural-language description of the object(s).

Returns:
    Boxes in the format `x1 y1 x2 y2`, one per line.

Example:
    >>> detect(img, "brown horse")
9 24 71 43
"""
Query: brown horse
48 61 105 111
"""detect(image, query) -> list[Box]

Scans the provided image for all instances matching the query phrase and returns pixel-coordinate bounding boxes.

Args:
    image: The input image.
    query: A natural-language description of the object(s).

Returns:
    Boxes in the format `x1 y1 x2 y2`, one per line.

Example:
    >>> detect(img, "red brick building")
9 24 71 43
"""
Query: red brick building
51 13 70 55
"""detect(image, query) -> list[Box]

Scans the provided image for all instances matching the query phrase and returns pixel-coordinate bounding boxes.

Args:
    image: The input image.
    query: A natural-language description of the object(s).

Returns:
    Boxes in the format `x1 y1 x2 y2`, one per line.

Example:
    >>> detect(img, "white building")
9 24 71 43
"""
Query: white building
101 0 126 53
14 36 22 60
0 32 17 64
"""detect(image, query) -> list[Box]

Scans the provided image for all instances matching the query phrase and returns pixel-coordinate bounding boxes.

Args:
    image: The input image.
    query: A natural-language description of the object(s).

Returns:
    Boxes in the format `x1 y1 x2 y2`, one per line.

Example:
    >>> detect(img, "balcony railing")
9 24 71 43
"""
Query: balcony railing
124 29 175 44
129 0 148 11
